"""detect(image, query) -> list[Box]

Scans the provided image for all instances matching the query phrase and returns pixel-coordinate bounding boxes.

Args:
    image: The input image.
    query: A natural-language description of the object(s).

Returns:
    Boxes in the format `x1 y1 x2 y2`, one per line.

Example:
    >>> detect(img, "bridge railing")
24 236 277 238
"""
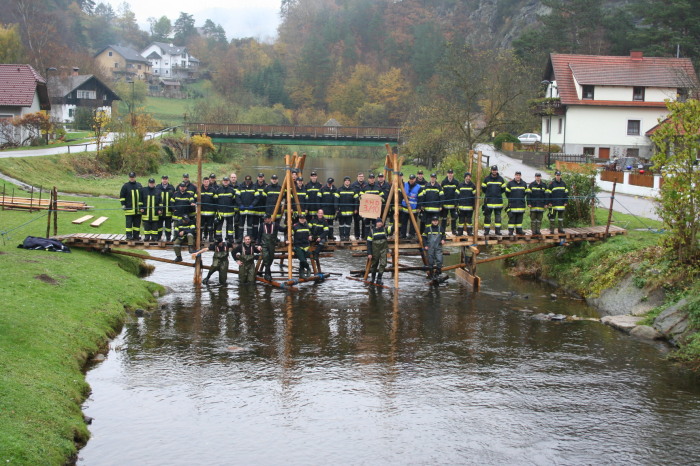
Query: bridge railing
186 123 401 141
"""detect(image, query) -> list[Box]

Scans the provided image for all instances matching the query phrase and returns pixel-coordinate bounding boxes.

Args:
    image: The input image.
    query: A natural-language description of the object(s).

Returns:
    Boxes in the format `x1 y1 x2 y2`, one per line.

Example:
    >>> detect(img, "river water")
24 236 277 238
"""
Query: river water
78 249 700 465
78 156 700 464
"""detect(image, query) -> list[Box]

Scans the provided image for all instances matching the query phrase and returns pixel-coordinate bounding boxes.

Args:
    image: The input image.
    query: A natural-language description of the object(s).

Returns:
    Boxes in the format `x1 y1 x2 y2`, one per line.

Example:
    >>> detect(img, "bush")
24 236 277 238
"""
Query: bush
96 133 161 175
493 133 519 150
558 166 600 224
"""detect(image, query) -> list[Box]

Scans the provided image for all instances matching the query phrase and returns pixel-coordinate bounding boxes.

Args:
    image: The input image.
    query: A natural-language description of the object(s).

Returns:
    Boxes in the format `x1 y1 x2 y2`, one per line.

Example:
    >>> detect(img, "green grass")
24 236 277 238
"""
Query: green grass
0 189 161 464
0 154 240 197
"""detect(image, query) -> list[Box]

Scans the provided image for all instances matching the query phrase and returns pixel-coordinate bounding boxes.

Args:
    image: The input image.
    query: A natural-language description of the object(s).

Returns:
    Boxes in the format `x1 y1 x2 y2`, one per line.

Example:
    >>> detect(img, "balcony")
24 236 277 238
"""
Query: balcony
529 97 565 116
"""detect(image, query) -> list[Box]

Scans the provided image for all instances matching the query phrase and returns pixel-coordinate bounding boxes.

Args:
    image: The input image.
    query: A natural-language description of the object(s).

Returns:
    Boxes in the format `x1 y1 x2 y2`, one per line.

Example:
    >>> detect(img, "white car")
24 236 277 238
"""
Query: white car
518 133 541 144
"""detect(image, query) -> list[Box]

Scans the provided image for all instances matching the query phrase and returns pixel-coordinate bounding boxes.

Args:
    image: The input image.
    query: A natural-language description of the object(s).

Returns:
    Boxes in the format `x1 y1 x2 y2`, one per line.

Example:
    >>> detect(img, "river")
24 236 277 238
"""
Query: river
78 155 700 465
77 249 700 465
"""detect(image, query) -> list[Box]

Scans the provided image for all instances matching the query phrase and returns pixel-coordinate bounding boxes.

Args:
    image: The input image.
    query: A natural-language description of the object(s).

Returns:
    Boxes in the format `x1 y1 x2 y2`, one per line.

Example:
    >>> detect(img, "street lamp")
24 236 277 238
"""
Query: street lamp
541 80 557 169
126 80 135 127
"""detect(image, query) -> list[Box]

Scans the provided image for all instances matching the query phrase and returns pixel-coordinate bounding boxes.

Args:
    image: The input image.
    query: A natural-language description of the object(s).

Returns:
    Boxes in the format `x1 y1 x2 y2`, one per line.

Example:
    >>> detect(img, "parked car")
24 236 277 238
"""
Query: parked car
517 133 542 144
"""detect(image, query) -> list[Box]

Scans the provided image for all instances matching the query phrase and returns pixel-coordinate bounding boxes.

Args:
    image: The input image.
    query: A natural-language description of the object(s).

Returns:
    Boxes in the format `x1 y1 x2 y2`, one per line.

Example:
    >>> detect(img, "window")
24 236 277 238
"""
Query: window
114 63 119 68
678 88 689 102
108 51 112 56
582 85 594 100
633 87 645 101
68 109 74 118
627 120 641 136
626 148 639 157
558 118 563 134
77 90 96 99
583 147 595 156
545 119 550 134
138 65 141 70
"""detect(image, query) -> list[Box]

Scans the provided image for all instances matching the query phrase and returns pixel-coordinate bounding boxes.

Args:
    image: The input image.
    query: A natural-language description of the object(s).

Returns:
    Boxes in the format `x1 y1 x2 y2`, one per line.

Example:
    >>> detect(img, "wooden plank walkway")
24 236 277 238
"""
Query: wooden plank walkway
53 225 626 251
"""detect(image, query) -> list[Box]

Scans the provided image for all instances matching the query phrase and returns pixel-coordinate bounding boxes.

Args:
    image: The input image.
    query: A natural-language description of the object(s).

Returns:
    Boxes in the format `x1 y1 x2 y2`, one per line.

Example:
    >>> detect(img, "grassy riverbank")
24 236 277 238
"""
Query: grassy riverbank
507 208 700 365
0 189 162 464
0 154 242 197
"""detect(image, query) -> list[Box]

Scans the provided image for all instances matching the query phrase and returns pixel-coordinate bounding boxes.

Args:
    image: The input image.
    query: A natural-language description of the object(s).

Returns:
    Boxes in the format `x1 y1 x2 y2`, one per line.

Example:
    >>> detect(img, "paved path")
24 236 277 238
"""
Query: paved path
0 133 117 158
476 144 660 222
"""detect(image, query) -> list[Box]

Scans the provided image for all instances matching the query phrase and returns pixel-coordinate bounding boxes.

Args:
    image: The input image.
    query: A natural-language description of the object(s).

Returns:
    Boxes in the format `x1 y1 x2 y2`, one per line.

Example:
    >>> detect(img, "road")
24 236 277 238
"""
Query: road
476 144 660 222
0 133 117 158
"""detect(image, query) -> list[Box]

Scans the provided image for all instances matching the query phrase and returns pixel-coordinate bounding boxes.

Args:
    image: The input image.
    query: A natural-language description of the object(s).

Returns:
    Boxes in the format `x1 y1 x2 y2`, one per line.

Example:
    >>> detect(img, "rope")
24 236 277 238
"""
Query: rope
0 211 50 244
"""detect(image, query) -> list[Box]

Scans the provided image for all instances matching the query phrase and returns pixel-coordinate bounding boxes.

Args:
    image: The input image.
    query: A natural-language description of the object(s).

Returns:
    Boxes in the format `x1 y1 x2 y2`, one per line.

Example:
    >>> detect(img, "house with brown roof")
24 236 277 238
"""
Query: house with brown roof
94 45 151 81
0 64 51 145
538 51 698 160
47 68 121 123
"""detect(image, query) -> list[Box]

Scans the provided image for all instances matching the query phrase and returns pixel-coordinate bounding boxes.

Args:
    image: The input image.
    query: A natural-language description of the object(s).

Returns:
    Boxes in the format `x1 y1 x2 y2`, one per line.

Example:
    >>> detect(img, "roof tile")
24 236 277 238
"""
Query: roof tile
0 64 46 107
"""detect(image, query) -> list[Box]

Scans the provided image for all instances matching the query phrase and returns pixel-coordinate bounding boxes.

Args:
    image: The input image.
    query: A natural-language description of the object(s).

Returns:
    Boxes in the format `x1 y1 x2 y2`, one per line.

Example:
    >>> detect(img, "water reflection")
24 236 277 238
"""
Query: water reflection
79 250 700 465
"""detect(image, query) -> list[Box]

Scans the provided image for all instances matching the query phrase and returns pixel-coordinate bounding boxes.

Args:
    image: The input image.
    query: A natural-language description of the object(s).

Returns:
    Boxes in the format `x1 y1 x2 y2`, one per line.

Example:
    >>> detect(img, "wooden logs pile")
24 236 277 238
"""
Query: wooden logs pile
0 195 91 212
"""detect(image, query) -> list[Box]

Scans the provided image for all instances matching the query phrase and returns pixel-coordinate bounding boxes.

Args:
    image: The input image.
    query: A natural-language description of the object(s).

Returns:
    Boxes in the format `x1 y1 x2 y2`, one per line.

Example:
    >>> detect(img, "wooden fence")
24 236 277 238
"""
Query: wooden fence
600 171 624 183
629 173 654 187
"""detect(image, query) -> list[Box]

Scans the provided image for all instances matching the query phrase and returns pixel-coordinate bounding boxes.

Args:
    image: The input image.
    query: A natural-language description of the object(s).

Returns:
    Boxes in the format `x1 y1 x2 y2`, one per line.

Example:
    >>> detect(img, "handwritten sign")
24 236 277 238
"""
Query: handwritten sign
358 193 383 219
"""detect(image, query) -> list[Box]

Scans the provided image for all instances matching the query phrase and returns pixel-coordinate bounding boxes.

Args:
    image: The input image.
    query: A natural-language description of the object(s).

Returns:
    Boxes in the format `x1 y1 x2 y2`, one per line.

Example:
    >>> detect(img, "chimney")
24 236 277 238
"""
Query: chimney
72 67 80 77
630 50 643 60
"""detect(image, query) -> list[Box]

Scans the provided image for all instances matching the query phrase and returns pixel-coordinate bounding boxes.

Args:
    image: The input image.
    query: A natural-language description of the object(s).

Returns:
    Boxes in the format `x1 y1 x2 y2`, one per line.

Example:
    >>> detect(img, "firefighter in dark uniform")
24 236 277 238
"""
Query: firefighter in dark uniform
263 174 282 234
215 176 236 241
305 171 322 220
366 217 392 285
361 174 383 238
423 215 446 279
309 209 329 269
482 165 506 235
376 172 391 218
181 173 197 196
350 172 366 239
173 214 196 261
120 172 142 240
526 172 547 236
257 214 279 281
319 177 339 240
415 170 427 187
236 175 259 242
139 178 162 241
233 235 261 284
505 170 528 235
253 173 268 231
418 173 443 233
193 238 232 285
208 173 218 191
400 173 421 239
171 182 196 222
200 177 218 242
336 176 357 241
441 169 460 235
156 175 175 241
457 172 476 236
286 215 312 278
547 170 568 234
293 177 307 216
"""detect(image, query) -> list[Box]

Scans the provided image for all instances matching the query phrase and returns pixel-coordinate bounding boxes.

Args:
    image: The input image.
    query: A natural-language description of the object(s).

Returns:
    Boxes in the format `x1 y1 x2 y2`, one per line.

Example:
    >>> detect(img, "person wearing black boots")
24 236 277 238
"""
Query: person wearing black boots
139 178 162 241
457 172 476 236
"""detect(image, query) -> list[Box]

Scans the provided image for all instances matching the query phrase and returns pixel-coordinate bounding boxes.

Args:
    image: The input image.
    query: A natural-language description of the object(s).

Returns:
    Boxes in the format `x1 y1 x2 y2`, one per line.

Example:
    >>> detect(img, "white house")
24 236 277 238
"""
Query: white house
47 69 120 123
539 51 699 160
0 64 51 146
141 42 199 81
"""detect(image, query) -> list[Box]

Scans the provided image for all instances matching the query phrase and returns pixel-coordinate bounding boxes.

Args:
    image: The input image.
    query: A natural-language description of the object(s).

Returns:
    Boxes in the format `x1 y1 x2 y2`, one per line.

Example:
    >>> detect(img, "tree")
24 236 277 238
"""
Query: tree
650 99 700 264
149 16 172 42
0 24 25 63
173 12 196 45
404 45 536 166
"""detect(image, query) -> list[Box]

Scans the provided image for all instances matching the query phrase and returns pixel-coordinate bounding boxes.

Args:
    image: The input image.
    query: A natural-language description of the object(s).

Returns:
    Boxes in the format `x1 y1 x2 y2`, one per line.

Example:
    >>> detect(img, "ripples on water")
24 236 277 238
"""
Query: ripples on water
79 250 700 465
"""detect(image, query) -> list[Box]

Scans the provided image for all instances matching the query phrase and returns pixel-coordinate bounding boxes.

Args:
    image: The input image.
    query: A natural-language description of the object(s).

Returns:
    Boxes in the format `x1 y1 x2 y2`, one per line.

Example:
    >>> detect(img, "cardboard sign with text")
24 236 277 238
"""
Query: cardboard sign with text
358 193 383 219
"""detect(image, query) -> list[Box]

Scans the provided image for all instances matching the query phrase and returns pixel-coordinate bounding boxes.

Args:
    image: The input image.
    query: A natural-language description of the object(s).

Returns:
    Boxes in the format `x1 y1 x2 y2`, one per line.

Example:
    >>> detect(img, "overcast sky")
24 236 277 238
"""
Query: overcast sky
103 0 283 42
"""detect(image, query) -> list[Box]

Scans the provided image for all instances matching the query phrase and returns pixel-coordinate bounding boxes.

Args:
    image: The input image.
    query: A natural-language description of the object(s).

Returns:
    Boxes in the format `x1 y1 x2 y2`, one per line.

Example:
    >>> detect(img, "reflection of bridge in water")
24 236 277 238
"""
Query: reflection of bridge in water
186 123 401 146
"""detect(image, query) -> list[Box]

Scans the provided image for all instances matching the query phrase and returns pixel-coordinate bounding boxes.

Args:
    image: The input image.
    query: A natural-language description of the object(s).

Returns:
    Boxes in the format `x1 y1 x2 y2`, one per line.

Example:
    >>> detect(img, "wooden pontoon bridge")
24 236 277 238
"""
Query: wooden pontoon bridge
53 145 626 291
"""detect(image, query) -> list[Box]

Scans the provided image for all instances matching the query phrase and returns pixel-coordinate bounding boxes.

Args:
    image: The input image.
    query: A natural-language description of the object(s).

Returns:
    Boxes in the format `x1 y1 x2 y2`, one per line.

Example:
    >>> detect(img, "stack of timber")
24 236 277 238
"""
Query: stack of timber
0 195 91 212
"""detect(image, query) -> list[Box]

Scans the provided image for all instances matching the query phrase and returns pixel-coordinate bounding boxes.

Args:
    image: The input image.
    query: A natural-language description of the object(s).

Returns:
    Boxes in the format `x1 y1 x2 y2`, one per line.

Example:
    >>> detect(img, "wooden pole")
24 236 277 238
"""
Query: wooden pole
29 186 34 212
604 181 616 238
590 177 596 227
194 147 203 285
45 188 53 238
392 150 399 289
468 149 474 175
52 187 58 236
285 155 294 280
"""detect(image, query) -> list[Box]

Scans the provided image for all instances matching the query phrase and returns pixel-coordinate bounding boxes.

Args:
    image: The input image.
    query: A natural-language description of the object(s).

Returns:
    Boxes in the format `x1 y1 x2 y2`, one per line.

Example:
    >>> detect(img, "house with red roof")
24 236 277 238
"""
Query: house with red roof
538 51 698 161
0 64 51 145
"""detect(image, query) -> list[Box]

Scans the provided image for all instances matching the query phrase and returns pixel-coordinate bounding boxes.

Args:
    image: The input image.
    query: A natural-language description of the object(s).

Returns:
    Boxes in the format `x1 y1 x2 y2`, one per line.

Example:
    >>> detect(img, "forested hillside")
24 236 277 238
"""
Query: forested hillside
2 0 698 154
